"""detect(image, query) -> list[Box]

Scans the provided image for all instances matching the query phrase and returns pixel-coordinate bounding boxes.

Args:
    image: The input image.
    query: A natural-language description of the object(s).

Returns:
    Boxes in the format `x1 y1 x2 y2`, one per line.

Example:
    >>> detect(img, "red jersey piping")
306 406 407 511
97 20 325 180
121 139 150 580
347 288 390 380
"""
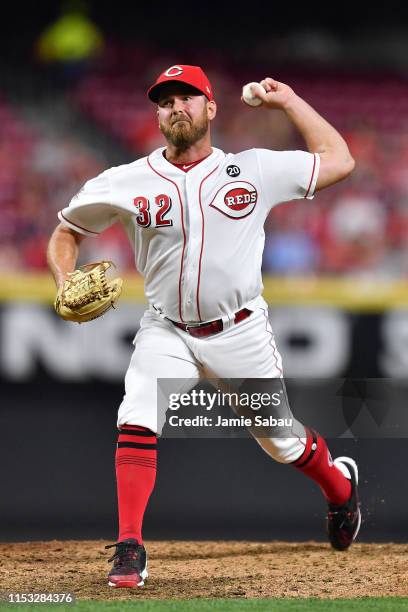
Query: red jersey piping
59 212 99 235
147 156 187 322
196 165 219 321
304 153 317 199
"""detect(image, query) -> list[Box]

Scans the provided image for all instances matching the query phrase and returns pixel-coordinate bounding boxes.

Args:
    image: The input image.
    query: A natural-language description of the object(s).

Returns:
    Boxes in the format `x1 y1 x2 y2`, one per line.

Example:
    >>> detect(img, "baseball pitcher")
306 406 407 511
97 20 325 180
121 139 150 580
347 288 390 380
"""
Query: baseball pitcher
47 65 360 588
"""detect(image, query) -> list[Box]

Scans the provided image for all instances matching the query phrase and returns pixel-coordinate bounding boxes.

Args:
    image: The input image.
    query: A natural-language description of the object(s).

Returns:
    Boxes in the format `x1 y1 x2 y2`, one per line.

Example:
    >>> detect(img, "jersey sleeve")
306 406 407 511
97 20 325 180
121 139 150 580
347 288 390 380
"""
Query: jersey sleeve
58 171 118 236
255 149 320 211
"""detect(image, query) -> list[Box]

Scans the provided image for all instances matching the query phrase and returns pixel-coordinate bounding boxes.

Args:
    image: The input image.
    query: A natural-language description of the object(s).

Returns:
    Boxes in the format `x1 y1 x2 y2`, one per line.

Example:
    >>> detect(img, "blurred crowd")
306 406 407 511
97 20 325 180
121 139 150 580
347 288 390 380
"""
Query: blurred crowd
2 41 408 278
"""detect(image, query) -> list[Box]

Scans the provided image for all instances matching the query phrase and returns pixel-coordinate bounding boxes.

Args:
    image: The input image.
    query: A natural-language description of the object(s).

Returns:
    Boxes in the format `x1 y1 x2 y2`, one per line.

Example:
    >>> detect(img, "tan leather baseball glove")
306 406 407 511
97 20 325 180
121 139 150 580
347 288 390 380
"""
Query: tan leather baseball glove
54 261 123 323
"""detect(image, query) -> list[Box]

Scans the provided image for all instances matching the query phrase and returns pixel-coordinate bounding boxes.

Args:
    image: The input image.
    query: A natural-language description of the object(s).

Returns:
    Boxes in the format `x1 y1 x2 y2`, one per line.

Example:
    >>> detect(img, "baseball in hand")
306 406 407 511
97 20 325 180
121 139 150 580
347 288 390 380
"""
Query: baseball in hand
242 82 266 107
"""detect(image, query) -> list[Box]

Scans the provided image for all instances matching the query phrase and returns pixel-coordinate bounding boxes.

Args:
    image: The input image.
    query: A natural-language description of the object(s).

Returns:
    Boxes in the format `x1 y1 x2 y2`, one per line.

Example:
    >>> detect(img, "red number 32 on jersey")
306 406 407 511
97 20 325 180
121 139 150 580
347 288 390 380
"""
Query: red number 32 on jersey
133 194 173 228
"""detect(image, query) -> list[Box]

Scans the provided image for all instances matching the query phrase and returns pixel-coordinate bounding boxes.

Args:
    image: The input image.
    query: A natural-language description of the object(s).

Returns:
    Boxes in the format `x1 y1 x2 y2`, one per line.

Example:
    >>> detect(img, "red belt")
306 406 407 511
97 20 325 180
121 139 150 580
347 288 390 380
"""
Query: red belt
169 308 252 338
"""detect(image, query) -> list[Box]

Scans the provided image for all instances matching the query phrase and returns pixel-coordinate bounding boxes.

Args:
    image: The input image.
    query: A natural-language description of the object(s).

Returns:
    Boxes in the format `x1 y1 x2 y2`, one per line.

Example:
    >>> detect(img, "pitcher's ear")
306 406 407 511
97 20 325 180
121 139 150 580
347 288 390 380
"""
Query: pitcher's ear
207 100 217 120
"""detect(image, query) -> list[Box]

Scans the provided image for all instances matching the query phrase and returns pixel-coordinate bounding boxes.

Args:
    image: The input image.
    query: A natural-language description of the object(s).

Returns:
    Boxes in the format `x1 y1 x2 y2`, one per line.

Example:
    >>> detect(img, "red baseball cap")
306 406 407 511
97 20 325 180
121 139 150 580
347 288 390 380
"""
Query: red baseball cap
147 65 214 103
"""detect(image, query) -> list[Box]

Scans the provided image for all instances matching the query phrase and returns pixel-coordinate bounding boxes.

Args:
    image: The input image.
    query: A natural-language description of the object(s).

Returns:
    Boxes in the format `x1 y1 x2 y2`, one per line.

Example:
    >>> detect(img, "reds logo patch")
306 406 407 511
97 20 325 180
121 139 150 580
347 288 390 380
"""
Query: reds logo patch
209 182 258 219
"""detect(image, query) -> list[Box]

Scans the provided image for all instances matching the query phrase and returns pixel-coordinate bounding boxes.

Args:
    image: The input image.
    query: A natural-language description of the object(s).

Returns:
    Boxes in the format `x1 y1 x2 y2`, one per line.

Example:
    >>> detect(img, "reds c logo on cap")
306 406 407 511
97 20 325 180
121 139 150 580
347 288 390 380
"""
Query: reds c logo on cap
164 66 184 77
147 65 214 102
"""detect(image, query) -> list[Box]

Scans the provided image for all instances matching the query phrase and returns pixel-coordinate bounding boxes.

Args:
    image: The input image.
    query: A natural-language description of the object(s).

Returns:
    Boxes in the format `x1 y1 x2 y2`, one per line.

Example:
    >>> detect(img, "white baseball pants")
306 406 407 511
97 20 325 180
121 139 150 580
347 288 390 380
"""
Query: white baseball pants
117 295 307 463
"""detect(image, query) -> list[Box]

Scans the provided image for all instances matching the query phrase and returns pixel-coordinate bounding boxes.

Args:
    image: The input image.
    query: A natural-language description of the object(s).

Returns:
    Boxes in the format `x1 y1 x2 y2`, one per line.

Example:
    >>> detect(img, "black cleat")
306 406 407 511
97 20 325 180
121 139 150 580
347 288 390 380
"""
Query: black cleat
105 538 148 588
327 457 361 551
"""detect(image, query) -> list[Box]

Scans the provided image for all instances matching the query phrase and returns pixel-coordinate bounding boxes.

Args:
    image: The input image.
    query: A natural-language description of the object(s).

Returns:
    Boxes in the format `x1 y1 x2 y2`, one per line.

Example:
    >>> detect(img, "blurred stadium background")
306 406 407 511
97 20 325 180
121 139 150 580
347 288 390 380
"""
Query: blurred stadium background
1 1 408 543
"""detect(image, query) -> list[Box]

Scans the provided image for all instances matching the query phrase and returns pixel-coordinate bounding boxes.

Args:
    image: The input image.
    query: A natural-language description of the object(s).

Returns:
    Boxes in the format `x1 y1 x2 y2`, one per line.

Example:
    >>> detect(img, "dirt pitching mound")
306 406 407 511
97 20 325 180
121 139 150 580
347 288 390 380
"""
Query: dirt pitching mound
1 540 408 600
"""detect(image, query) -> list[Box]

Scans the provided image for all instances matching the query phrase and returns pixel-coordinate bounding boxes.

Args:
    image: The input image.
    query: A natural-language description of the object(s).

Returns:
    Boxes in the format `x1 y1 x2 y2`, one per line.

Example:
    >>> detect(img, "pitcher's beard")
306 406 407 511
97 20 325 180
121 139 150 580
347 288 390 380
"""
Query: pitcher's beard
160 115 209 150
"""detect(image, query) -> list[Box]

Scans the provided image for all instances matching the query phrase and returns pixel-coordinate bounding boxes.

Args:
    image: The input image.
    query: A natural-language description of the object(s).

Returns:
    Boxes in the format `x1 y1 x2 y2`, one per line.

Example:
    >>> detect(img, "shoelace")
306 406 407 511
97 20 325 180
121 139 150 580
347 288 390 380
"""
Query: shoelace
328 509 355 529
105 541 140 565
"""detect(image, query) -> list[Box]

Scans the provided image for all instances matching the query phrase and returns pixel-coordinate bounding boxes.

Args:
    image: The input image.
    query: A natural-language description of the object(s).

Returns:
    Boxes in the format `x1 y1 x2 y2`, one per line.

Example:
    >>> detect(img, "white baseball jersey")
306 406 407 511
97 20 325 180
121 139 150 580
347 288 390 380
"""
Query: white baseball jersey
58 146 319 323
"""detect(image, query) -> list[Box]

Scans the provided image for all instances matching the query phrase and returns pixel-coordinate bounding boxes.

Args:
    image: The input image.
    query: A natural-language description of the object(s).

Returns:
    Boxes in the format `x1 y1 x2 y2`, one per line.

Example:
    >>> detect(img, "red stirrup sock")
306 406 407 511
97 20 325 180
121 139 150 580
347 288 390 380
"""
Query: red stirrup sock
293 428 351 505
115 425 157 544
